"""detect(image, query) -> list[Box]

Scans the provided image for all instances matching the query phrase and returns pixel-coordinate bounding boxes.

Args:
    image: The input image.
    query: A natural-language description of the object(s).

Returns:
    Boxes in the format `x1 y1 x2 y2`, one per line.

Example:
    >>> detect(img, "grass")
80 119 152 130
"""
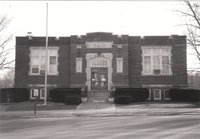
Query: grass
115 101 200 108
0 101 78 111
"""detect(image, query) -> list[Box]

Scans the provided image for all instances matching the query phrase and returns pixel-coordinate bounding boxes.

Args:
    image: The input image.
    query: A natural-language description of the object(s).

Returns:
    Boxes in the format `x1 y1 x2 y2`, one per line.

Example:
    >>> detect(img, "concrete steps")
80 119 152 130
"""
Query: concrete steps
87 91 110 103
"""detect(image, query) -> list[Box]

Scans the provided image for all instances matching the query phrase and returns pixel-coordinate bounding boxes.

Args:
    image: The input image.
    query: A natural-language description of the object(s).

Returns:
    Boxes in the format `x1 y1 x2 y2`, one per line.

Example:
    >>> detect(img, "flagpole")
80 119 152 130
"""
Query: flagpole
44 3 48 105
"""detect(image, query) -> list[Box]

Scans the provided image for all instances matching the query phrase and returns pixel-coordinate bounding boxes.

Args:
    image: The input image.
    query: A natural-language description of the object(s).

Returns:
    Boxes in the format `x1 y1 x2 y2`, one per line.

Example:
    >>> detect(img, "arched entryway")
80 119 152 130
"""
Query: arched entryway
90 57 108 90
86 53 113 91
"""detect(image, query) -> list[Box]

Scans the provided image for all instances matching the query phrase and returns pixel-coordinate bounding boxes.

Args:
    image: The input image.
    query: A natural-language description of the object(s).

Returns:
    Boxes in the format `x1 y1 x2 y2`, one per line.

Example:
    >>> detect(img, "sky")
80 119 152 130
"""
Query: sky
0 1 199 76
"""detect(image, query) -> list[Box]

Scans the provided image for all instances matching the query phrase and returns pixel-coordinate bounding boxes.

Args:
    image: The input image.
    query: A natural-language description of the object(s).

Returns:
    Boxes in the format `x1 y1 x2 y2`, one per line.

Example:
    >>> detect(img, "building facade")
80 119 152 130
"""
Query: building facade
14 32 188 100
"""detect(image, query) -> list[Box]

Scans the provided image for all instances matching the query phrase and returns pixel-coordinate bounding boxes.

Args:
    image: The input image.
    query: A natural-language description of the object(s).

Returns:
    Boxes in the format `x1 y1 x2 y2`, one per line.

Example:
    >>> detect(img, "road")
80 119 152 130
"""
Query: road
0 115 200 139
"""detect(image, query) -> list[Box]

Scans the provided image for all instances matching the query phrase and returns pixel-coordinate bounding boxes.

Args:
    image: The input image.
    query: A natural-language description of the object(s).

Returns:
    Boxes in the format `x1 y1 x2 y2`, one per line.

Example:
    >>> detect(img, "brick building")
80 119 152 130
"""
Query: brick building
14 32 187 101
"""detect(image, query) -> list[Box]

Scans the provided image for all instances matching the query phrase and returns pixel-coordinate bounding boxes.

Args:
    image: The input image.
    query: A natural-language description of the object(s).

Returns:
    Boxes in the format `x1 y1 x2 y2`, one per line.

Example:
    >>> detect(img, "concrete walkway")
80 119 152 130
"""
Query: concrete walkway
0 102 200 118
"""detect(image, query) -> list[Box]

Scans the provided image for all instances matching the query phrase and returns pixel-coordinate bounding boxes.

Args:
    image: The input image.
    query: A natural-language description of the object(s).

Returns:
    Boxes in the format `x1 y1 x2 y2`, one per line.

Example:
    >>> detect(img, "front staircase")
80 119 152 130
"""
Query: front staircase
87 91 110 103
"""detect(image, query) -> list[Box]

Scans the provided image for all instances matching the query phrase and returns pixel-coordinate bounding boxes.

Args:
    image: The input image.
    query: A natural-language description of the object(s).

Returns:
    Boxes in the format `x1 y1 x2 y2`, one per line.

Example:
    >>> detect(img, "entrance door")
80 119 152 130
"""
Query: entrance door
91 67 108 90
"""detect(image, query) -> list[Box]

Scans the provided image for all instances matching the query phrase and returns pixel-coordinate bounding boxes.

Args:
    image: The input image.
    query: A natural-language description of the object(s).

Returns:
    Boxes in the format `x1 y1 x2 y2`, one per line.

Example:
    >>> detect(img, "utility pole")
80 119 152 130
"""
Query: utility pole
44 3 48 105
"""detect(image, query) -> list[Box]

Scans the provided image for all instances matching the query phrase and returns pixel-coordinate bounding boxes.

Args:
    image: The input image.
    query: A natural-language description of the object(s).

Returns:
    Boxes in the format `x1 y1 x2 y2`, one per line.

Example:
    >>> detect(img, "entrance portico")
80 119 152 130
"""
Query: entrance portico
86 53 113 91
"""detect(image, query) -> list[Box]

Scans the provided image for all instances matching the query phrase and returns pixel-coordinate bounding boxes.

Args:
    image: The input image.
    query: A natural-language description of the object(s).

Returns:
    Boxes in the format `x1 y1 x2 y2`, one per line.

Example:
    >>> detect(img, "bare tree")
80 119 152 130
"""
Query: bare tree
177 1 200 65
0 69 14 88
0 15 13 70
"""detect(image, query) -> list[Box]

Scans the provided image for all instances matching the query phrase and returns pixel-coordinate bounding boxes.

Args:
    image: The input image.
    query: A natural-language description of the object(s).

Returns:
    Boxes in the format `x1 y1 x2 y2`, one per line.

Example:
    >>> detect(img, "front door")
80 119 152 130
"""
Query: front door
91 67 108 90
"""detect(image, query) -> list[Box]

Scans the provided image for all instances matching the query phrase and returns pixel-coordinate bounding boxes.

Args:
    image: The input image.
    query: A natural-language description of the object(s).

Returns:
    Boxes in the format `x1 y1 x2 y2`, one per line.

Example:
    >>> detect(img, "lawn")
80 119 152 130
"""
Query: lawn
0 100 199 112
0 101 78 111
115 101 200 108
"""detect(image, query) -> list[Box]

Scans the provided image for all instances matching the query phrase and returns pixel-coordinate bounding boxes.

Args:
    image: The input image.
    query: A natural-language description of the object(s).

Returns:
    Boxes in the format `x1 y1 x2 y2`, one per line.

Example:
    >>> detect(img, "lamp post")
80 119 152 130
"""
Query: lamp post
44 3 48 105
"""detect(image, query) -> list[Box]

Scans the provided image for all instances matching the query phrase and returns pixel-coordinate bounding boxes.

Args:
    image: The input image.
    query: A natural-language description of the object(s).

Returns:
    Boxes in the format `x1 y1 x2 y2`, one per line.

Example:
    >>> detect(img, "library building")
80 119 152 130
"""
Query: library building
14 32 187 101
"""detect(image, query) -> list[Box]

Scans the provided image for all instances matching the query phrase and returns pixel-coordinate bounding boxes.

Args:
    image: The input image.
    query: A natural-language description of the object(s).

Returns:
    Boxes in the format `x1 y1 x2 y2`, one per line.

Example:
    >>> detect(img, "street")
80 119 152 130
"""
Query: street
0 115 200 139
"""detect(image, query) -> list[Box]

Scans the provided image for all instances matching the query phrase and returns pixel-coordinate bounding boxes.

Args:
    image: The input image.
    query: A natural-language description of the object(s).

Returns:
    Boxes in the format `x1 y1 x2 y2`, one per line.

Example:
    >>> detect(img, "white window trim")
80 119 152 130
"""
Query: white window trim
48 55 59 75
147 89 151 100
164 89 171 100
153 89 162 100
76 58 82 73
29 47 59 76
116 58 123 73
30 89 38 100
40 88 45 100
141 46 172 76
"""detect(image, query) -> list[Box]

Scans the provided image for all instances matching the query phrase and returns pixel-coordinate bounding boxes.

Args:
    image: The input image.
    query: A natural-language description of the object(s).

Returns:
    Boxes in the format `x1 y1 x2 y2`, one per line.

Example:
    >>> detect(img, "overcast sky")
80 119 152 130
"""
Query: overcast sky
0 1 199 76
3 1 187 36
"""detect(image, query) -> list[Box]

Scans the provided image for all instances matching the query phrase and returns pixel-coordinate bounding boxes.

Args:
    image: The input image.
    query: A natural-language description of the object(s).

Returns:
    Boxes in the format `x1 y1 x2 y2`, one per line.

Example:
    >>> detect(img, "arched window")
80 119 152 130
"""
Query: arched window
90 57 108 67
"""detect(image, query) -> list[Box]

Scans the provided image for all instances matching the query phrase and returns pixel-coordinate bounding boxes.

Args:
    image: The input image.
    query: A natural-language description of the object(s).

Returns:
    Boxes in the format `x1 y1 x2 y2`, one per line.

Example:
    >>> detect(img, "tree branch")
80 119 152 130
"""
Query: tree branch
185 1 200 26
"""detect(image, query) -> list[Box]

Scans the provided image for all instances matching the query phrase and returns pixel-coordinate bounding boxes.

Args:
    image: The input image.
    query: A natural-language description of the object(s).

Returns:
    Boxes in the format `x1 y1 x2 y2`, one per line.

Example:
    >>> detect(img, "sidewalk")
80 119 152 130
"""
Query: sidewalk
0 101 200 118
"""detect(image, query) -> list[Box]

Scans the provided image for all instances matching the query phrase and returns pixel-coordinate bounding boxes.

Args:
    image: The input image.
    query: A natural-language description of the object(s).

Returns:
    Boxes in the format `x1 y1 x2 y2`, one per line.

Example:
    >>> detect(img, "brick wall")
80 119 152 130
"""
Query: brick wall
171 36 188 87
112 44 129 87
15 46 30 87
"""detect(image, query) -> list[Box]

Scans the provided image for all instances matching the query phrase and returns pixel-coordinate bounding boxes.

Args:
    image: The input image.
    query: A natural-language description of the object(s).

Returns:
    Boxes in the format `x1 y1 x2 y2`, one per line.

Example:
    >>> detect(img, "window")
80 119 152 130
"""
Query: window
154 89 161 100
49 56 57 74
30 47 58 75
147 89 151 100
31 55 40 74
116 58 123 73
143 56 151 74
50 56 56 64
90 57 108 67
142 47 172 75
48 49 58 74
162 56 170 75
164 89 171 100
30 88 45 100
30 89 39 100
30 89 34 99
76 58 82 73
40 88 45 99
153 56 160 74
